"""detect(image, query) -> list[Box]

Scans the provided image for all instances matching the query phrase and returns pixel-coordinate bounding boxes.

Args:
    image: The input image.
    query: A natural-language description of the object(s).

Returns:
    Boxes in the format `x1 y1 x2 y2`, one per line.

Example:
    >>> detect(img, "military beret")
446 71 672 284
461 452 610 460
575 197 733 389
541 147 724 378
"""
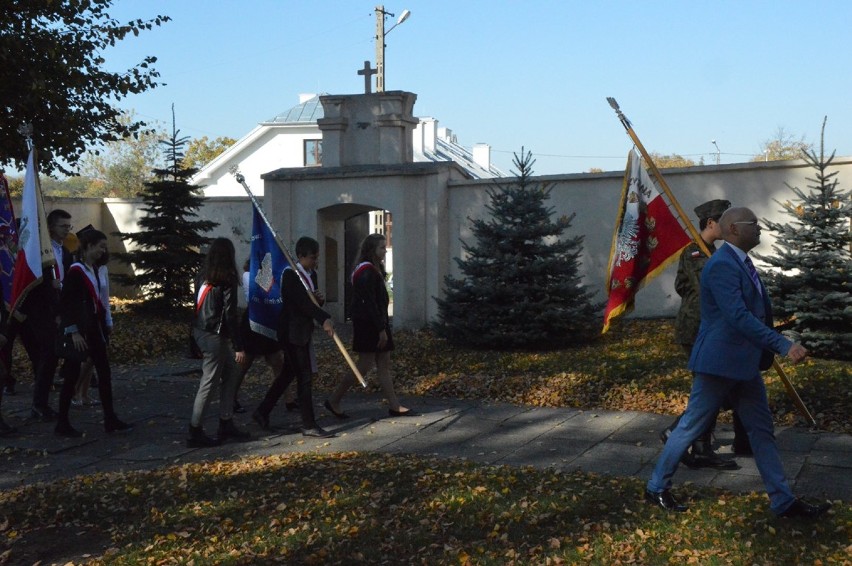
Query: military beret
694 199 731 221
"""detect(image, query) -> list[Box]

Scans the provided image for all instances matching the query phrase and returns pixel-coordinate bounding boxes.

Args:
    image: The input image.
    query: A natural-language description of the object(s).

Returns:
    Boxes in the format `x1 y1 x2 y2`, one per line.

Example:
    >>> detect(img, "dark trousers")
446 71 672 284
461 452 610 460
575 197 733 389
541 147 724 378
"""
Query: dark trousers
0 318 16 390
57 334 116 428
257 340 317 428
19 316 59 410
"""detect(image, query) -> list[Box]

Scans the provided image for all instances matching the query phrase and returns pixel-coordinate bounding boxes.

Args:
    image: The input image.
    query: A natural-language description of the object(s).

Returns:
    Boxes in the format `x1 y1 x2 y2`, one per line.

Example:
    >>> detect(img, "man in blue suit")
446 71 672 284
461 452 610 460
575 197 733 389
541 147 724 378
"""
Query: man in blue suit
645 207 830 519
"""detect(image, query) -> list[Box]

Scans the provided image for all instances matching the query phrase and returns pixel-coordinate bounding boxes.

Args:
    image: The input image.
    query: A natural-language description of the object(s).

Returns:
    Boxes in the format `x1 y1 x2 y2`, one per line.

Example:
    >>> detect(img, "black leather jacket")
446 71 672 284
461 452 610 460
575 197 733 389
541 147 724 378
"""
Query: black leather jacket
193 280 244 351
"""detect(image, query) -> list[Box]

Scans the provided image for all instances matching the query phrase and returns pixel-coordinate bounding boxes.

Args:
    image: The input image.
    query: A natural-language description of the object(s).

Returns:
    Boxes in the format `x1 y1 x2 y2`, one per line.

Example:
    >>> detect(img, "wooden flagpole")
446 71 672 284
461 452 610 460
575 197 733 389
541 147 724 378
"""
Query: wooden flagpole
605 98 816 426
229 166 367 388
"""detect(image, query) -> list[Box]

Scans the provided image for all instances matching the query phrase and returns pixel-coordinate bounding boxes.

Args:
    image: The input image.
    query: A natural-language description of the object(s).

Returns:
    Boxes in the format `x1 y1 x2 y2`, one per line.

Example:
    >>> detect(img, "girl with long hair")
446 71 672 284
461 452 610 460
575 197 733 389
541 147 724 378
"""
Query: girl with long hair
189 237 249 447
325 233 413 418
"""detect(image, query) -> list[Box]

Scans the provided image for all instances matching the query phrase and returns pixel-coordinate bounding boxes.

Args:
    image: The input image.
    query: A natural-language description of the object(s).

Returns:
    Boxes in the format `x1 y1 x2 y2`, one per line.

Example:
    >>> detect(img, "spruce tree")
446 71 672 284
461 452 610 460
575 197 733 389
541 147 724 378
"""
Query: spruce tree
757 118 852 360
114 109 218 308
434 149 601 349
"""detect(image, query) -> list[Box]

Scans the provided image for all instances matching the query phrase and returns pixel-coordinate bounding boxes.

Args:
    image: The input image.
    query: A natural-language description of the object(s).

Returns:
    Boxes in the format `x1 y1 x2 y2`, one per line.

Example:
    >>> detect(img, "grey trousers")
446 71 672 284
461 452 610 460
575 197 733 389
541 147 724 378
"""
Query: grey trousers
191 329 237 428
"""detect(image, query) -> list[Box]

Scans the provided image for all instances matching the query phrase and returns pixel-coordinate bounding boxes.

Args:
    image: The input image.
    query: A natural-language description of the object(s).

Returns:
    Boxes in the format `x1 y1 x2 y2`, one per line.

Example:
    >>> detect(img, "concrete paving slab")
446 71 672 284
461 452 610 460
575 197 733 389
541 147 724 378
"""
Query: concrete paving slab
0 359 847 503
452 402 530 423
794 462 852 499
550 411 641 442
570 442 658 476
812 433 852 452
773 426 823 453
499 437 596 468
607 413 672 445
805 450 852 469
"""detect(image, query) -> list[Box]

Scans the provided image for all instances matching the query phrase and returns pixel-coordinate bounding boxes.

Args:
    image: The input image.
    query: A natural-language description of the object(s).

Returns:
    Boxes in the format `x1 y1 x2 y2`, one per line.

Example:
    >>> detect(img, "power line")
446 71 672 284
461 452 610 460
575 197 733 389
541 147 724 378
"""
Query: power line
491 149 758 160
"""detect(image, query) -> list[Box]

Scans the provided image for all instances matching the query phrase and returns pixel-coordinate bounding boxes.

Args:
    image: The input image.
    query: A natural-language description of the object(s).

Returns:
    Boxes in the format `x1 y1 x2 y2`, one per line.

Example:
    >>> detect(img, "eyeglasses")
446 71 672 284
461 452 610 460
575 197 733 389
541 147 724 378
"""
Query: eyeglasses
732 220 759 226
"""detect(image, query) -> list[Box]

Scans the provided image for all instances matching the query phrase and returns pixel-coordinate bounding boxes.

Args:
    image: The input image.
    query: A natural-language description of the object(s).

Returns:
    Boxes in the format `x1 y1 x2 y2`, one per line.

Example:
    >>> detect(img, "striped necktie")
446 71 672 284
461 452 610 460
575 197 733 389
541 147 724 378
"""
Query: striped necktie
744 256 763 294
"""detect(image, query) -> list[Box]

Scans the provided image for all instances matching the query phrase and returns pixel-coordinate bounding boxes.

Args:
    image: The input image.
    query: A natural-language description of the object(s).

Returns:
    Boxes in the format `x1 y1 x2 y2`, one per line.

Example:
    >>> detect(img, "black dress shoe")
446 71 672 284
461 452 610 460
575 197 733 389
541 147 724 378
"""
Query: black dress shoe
187 425 219 447
388 408 418 417
0 419 17 436
683 452 739 470
324 399 350 420
55 423 83 438
252 410 272 431
644 489 688 512
777 499 831 519
233 401 247 414
300 426 335 438
31 406 57 422
285 401 299 412
218 418 252 442
732 440 753 456
105 418 134 434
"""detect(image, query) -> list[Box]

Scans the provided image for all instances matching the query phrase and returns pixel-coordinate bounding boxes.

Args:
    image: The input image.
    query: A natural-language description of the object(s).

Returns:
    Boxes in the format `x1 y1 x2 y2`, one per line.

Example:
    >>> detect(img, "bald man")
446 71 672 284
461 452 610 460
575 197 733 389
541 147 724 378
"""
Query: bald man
645 207 830 519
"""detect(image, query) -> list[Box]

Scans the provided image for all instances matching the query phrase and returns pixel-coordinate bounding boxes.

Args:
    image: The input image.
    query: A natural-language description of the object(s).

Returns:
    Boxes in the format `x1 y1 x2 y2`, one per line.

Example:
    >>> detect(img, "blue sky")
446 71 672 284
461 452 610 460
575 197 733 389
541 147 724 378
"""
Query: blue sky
105 0 852 175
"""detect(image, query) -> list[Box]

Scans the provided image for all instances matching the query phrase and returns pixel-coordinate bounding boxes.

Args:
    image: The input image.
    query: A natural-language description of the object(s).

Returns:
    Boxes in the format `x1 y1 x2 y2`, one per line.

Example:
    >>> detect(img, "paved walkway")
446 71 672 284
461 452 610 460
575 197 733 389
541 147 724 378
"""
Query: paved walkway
0 358 849 501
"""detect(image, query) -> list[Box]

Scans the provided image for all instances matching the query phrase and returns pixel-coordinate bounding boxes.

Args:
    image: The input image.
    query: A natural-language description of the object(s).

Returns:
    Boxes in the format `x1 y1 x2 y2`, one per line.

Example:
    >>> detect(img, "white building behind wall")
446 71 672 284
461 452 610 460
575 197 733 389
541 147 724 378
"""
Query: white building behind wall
192 94 504 198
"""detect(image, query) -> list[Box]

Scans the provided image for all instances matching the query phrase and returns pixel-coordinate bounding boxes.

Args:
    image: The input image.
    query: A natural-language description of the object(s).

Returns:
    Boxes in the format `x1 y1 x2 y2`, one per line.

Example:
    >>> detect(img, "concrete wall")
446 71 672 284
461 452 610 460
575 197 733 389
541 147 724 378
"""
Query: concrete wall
29 156 851 319
447 157 852 318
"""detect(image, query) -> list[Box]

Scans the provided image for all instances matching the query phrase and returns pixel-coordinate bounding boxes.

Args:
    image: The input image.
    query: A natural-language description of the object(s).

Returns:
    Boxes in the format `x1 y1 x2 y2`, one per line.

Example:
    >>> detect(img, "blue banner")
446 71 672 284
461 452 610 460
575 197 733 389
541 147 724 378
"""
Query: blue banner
0 174 18 308
247 204 285 340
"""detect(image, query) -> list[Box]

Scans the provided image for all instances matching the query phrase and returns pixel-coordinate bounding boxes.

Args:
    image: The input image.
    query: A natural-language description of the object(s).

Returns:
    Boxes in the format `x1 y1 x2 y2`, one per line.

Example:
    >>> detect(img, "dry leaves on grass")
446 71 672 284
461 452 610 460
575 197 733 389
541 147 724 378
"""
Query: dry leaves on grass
313 319 850 434
0 453 847 565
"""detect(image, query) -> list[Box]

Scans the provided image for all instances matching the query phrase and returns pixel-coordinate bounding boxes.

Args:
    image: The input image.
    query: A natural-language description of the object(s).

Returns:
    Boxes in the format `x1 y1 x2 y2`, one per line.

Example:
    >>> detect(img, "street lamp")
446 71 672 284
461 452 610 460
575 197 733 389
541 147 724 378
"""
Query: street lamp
375 5 411 93
711 139 721 165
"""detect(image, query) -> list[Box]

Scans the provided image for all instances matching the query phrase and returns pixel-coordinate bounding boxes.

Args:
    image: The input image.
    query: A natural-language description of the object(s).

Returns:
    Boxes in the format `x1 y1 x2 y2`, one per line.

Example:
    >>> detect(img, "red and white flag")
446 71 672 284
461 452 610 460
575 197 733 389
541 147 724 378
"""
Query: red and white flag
10 148 55 315
602 150 690 332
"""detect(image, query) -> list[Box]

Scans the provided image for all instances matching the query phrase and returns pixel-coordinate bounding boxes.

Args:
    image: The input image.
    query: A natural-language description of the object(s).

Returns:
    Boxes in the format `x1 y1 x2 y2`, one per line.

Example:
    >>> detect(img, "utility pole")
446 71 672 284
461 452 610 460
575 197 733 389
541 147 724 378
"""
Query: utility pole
375 5 386 93
374 5 410 93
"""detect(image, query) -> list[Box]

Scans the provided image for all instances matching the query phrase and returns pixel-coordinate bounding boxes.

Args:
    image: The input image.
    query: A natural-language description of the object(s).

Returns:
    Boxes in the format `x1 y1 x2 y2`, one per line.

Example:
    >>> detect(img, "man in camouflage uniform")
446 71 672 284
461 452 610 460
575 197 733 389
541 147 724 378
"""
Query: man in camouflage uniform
674 200 730 349
662 199 752 469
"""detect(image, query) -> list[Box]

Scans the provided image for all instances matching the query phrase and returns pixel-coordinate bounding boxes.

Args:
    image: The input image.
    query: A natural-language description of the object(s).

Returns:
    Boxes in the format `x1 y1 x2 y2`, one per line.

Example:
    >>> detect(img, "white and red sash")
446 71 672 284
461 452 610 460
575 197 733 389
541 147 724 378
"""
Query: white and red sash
351 261 379 285
68 263 101 315
196 282 214 312
294 263 316 292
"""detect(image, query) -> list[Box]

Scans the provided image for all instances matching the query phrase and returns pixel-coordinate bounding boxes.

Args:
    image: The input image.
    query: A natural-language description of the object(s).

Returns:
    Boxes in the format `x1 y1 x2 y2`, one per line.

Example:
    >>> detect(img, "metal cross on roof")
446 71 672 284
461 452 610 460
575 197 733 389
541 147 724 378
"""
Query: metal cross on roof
357 60 377 94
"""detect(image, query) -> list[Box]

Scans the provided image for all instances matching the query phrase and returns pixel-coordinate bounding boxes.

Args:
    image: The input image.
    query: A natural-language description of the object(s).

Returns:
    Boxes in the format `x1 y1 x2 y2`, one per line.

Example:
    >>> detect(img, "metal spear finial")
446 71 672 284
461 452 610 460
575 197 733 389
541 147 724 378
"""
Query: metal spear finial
606 97 631 129
17 123 34 150
228 164 244 184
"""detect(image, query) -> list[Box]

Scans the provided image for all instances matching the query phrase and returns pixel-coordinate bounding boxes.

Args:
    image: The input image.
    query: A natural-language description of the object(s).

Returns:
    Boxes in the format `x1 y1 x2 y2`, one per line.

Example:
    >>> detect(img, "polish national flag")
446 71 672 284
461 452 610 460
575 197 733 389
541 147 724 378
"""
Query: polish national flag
603 149 691 333
10 148 55 316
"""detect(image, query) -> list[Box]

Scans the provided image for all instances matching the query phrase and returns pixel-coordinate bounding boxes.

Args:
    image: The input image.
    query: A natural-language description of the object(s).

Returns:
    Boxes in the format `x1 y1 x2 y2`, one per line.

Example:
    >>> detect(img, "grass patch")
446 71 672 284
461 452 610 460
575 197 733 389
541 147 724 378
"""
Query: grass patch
1 452 847 565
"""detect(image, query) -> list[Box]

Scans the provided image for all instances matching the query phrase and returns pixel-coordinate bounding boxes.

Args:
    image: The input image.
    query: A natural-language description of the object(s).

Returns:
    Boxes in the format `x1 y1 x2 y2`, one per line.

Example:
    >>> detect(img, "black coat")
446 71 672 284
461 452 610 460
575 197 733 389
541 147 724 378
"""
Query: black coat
350 264 389 330
59 264 107 341
280 268 330 346
16 244 72 325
